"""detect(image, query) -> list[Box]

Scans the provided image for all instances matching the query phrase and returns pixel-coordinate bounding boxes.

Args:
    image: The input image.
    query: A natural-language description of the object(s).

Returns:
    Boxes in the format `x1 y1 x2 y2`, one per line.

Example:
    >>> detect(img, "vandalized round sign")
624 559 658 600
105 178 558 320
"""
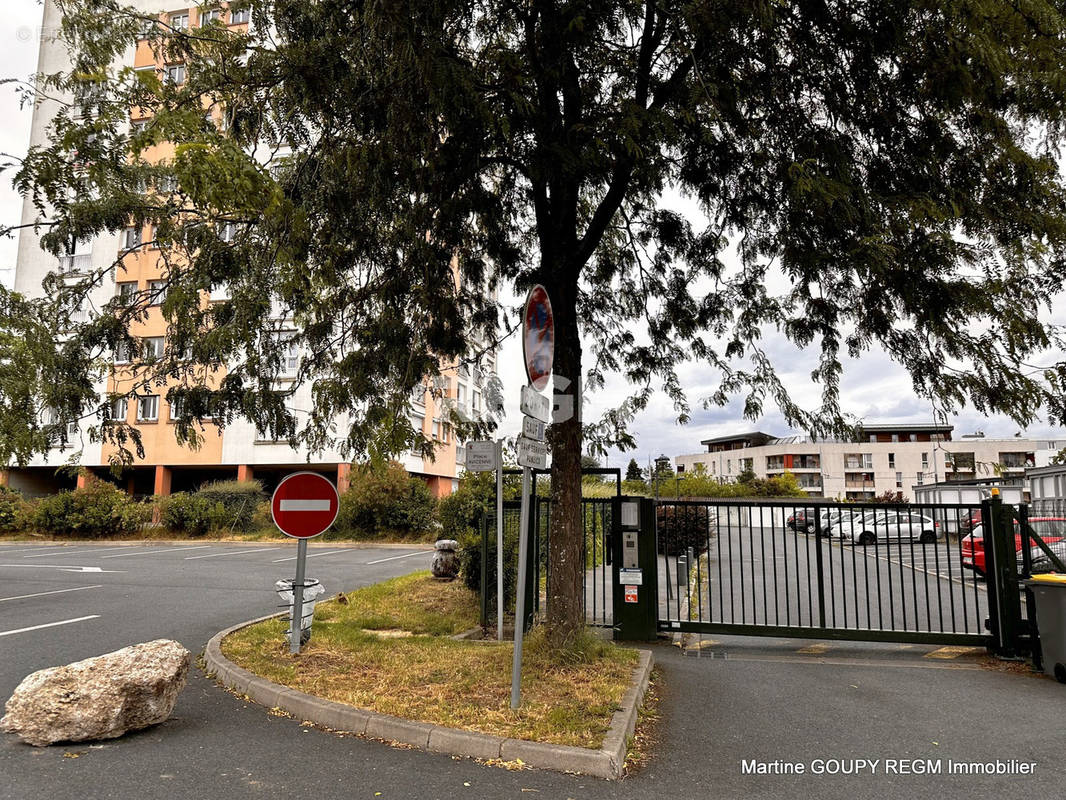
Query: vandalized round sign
522 284 554 391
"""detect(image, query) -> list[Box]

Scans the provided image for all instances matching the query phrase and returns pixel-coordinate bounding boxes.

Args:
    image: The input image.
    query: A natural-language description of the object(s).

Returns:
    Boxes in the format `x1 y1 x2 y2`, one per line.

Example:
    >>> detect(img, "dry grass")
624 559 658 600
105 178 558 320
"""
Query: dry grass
222 572 638 748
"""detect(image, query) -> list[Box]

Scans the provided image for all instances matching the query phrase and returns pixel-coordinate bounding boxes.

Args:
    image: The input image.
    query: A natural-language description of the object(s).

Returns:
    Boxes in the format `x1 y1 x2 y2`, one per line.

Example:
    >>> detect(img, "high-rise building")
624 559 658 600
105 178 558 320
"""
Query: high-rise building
7 1 496 498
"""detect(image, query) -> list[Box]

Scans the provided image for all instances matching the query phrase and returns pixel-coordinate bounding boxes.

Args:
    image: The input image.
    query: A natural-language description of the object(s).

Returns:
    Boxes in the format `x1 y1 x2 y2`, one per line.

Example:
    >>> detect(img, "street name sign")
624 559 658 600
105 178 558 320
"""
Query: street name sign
465 440 498 472
522 285 554 391
271 471 340 539
522 415 546 441
517 436 548 469
520 384 551 423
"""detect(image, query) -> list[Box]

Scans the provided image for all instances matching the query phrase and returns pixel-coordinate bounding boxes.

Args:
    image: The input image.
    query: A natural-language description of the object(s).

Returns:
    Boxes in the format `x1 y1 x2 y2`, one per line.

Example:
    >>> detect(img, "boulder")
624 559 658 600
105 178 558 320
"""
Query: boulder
1 639 190 746
431 539 460 579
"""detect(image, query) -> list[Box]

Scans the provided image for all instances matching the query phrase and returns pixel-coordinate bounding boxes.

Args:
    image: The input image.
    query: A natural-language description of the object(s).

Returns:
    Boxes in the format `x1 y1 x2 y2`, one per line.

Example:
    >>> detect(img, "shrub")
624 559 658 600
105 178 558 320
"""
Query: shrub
0 487 33 533
33 480 149 538
194 480 266 532
656 504 712 555
333 462 437 540
439 471 496 542
159 492 213 536
458 519 521 616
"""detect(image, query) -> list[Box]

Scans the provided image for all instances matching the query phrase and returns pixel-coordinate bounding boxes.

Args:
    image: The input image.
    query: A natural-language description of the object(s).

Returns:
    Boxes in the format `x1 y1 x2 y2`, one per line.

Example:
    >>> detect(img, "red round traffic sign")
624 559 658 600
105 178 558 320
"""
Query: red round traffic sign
522 284 554 391
271 471 340 539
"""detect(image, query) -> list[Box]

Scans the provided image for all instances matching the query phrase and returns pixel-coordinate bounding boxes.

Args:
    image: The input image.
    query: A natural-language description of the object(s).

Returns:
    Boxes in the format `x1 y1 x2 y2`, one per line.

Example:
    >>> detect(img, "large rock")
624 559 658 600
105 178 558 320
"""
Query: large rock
1 639 190 746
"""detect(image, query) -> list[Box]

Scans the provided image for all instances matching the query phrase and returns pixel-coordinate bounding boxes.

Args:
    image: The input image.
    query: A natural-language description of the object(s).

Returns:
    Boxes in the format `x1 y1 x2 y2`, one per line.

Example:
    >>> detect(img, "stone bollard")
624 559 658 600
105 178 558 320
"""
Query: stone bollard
431 539 459 580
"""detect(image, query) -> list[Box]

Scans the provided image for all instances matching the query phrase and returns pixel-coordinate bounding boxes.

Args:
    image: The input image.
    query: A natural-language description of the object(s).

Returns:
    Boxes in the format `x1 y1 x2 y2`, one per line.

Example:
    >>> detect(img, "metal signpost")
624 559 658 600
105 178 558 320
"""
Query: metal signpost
271 471 340 654
512 284 554 709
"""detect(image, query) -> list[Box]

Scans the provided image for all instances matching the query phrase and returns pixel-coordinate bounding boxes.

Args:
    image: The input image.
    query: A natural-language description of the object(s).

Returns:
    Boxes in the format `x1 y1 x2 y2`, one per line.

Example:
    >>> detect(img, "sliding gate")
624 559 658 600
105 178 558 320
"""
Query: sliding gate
655 498 994 647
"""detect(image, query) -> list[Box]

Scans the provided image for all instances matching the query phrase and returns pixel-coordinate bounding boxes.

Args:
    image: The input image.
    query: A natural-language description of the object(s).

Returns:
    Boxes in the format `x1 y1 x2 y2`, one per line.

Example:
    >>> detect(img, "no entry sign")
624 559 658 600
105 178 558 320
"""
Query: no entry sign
271 471 340 539
522 284 554 391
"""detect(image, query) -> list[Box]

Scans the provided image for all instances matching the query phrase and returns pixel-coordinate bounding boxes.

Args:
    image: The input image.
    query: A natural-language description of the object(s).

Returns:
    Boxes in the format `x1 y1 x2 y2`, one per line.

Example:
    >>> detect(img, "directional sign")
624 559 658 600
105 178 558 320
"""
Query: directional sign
465 440 498 472
522 415 546 441
271 471 340 539
522 285 554 391
517 436 548 469
520 384 551 423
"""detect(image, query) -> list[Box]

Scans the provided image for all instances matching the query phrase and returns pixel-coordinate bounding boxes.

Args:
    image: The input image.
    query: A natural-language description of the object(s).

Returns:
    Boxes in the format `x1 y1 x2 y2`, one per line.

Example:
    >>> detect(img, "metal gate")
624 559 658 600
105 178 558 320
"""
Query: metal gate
655 498 995 646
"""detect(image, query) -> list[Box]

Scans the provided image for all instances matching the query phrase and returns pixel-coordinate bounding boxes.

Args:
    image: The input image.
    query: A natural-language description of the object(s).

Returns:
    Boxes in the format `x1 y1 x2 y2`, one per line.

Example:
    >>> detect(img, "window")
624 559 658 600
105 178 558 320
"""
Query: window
869 434 876 443
230 7 250 24
727 459 732 473
137 395 159 422
114 341 131 364
410 385 425 407
888 452 895 469
110 398 128 422
891 434 900 443
921 452 929 470
219 221 237 242
201 8 221 24
909 434 918 442
170 12 190 29
442 424 450 443
142 336 165 360
124 225 142 250
157 174 178 193
896 472 903 488
277 332 299 378
456 383 467 408
916 471 924 485
472 390 481 412
169 396 185 421
410 414 425 453
116 281 138 302
136 19 156 40
164 64 186 85
148 279 166 304
432 419 441 440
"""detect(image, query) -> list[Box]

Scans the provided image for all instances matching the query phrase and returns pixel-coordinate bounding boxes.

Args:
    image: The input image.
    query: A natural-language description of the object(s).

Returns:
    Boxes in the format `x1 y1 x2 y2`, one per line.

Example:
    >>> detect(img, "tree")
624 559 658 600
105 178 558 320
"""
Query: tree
6 1 1066 646
625 458 643 482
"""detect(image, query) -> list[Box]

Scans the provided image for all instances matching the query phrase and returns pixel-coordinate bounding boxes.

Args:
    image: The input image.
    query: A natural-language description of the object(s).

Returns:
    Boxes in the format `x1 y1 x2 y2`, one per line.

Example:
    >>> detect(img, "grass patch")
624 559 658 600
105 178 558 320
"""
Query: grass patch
222 572 639 748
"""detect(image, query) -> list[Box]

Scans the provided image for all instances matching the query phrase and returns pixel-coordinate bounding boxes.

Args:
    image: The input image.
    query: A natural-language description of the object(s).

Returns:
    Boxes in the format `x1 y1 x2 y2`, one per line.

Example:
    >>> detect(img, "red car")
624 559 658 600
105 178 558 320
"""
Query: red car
961 517 1066 575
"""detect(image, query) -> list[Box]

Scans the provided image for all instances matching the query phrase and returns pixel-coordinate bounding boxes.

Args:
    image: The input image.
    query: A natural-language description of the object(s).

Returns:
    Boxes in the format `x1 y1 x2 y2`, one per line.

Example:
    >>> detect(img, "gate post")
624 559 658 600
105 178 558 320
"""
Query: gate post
983 494 1024 658
611 497 659 641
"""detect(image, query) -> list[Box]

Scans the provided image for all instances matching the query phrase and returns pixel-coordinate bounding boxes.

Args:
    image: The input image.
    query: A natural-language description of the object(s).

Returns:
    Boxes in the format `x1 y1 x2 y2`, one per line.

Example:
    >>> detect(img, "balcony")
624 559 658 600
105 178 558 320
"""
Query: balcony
59 254 92 274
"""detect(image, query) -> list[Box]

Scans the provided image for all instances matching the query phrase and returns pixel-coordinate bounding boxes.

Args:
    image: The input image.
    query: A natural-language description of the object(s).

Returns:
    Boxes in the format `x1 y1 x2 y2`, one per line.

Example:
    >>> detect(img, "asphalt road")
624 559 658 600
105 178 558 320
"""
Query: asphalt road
2 540 1064 800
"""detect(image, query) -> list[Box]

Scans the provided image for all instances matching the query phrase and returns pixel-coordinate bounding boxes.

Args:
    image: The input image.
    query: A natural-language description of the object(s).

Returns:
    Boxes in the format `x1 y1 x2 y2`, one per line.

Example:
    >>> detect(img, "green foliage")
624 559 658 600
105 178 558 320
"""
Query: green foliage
194 480 267 532
158 492 213 536
439 471 496 543
625 458 643 482
333 462 437 541
656 505 712 556
673 469 807 499
32 480 148 538
458 520 520 617
0 486 33 533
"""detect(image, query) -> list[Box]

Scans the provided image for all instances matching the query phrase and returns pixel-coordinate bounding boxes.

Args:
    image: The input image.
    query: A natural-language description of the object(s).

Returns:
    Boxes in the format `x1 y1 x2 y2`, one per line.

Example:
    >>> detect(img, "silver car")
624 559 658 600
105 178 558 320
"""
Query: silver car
841 511 941 545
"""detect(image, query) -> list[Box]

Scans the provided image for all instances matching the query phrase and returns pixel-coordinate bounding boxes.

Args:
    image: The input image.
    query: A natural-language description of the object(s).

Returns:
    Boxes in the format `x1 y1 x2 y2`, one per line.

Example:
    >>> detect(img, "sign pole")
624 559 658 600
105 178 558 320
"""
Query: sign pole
496 437 504 642
510 464 532 709
290 538 308 654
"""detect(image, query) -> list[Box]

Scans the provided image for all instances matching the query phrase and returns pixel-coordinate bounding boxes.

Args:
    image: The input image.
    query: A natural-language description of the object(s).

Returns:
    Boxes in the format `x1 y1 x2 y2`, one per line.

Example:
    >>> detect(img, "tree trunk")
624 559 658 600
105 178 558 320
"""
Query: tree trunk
545 276 584 646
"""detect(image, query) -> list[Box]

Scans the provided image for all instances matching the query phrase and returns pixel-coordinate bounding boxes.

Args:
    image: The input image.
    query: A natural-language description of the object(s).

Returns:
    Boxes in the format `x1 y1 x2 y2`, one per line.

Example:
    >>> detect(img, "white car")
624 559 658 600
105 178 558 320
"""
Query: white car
840 511 941 545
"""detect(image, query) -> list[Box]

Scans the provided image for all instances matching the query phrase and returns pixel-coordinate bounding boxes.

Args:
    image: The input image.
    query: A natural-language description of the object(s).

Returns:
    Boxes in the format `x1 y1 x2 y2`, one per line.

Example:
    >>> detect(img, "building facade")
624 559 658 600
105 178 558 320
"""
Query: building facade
675 424 1065 502
7 1 495 498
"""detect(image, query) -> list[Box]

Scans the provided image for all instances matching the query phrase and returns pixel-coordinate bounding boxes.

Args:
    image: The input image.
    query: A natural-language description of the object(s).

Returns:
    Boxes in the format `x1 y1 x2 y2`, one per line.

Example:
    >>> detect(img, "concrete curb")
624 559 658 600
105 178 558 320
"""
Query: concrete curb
0 539 432 550
203 618 653 779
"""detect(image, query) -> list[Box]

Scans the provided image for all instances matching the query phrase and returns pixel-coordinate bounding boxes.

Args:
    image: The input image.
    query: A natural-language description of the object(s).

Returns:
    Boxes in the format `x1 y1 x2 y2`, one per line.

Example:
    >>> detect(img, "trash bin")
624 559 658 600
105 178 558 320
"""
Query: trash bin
274 579 326 645
1025 574 1066 683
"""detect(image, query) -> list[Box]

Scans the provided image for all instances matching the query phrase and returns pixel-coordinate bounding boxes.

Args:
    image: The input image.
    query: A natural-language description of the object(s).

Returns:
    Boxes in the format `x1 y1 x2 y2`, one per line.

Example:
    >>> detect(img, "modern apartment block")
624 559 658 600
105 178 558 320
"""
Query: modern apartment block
675 424 1066 502
6 1 495 498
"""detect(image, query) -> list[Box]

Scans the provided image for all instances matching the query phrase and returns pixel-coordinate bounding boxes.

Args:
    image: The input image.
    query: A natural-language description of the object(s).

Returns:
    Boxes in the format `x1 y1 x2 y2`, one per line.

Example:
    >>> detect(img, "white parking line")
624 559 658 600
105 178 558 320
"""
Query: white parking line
23 548 104 559
365 551 432 565
185 547 281 560
100 545 212 559
0 545 71 554
0 615 101 638
271 550 346 563
0 585 104 603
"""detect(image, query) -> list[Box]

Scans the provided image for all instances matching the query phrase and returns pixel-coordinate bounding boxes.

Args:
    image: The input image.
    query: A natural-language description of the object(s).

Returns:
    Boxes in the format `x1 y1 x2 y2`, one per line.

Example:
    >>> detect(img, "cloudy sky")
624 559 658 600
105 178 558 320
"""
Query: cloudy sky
2 1 1063 471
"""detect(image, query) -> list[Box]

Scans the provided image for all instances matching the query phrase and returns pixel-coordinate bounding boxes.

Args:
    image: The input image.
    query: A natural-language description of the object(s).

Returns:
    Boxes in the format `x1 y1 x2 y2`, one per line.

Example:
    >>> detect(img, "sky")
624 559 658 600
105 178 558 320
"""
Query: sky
1 1 1063 471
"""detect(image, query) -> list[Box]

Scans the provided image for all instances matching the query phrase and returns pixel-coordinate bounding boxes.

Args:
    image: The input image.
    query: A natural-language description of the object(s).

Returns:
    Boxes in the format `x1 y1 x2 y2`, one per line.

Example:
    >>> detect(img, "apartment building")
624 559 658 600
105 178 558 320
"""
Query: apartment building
6 1 494 498
675 424 1066 502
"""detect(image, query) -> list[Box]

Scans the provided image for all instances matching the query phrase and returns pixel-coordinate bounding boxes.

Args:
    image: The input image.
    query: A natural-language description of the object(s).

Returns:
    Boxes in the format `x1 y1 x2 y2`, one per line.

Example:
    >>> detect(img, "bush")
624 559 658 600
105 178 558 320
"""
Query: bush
439 471 496 542
0 486 33 533
458 519 521 616
33 480 149 538
159 492 214 536
194 480 266 532
333 462 437 540
656 504 712 555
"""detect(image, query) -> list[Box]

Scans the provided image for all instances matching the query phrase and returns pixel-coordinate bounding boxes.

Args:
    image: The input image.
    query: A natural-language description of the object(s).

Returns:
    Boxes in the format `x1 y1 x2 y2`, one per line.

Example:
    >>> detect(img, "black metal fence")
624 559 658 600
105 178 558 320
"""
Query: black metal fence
656 499 993 645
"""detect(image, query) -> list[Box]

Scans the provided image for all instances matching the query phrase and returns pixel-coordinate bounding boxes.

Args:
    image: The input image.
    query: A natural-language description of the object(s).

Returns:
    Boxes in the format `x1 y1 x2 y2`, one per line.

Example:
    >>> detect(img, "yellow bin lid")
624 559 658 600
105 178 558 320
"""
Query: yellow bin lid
1028 574 1066 585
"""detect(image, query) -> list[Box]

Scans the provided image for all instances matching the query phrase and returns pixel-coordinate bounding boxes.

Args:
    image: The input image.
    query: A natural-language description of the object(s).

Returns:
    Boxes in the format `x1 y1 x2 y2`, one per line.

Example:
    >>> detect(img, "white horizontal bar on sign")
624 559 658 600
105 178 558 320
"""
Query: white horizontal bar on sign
279 499 332 512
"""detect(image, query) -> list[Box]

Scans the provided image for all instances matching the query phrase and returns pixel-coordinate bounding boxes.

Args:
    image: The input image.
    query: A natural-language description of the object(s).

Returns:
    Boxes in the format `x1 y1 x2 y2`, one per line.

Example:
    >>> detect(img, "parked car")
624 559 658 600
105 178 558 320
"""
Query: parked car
960 509 982 536
824 510 873 540
839 511 941 545
786 508 834 537
961 517 1066 576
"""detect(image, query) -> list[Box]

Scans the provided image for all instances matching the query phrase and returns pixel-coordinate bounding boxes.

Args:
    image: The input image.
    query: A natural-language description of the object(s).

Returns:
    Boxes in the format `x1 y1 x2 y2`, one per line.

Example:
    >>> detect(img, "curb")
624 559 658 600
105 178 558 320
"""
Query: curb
203 618 653 779
0 539 432 551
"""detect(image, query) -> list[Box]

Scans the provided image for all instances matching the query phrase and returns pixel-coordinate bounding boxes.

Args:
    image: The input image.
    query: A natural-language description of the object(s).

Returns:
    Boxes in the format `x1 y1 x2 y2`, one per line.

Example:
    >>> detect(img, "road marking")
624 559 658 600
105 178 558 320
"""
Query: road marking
924 646 983 660
796 643 831 655
0 585 103 603
271 550 346 563
184 547 281 560
23 548 103 559
0 564 124 573
279 499 332 512
100 545 212 559
0 615 101 638
0 545 71 554
365 551 432 565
